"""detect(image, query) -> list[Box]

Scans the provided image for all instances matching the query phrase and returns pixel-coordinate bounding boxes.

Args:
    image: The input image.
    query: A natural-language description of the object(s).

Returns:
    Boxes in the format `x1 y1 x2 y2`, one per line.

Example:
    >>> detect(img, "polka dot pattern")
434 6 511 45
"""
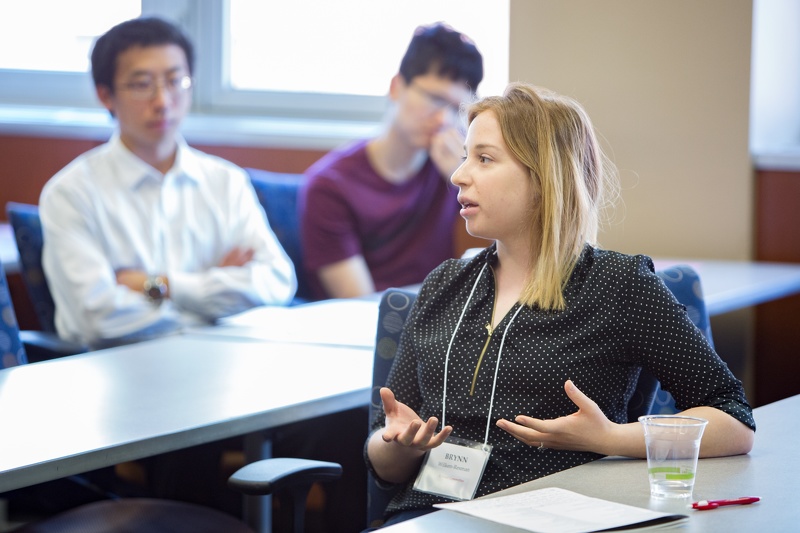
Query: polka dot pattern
368 244 755 517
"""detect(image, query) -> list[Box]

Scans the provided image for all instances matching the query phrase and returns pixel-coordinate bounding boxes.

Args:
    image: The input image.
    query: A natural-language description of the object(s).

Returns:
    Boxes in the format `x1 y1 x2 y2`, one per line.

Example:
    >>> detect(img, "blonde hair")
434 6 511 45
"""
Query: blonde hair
466 82 619 310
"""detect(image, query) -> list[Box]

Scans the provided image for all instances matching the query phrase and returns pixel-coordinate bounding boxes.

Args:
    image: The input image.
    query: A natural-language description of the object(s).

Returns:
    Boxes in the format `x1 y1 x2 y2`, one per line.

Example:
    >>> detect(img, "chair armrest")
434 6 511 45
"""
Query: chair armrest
228 458 342 496
19 330 88 362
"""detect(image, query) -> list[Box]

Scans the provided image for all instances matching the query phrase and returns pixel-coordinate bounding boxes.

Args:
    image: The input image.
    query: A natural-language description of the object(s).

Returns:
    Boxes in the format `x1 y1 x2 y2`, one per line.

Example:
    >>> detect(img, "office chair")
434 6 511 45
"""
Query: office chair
366 288 418 527
643 264 715 416
11 457 341 533
5 202 56 333
5 202 86 361
245 168 313 304
0 257 341 533
0 259 28 368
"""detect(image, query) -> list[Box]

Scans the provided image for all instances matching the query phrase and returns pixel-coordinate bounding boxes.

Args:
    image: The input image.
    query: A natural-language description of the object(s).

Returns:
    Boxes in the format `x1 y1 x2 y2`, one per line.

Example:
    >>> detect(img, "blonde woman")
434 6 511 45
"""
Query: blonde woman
365 82 755 526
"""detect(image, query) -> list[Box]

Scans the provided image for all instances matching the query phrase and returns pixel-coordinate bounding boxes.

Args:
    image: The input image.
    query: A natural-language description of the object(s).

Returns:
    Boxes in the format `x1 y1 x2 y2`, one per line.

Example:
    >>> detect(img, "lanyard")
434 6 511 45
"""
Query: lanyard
441 262 525 446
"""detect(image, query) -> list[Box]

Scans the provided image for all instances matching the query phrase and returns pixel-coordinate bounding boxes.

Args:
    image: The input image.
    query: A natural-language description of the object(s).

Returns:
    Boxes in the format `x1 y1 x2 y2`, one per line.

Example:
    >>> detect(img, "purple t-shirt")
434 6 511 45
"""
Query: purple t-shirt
300 140 460 300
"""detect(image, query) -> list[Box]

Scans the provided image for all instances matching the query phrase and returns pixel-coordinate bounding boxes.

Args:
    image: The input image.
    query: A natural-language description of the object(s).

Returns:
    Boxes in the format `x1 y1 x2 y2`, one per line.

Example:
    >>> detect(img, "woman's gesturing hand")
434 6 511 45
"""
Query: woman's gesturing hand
496 380 619 455
368 387 454 483
379 387 453 450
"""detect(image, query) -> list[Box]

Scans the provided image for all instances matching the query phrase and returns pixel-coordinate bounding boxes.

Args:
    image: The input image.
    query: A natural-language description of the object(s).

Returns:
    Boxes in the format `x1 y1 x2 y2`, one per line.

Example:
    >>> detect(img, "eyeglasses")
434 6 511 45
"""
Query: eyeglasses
409 83 463 115
118 75 193 101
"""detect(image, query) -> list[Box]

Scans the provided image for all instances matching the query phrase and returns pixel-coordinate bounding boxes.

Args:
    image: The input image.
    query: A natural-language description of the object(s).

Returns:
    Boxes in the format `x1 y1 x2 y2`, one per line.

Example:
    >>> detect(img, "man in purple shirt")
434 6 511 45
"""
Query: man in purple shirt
300 22 484 299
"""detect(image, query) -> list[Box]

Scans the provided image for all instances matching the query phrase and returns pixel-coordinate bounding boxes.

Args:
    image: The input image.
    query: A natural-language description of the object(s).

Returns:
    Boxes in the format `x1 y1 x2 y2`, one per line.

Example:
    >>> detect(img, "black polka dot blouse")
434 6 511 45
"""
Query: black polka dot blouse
367 244 755 518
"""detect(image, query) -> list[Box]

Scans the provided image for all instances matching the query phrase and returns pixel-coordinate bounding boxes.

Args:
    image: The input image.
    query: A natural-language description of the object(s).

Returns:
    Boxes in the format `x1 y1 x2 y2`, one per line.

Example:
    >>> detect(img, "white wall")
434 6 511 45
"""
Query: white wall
509 0 753 260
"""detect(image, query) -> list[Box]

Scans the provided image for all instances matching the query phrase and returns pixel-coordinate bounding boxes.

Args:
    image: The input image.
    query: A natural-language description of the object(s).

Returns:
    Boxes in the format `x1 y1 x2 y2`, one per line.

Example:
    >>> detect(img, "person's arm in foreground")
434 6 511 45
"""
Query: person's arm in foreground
497 380 754 459
367 387 453 484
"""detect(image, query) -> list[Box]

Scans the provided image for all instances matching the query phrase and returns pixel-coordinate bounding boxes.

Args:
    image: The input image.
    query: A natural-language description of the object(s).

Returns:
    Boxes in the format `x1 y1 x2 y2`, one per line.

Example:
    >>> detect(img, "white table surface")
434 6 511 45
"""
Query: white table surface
382 395 798 532
190 298 380 348
0 335 373 494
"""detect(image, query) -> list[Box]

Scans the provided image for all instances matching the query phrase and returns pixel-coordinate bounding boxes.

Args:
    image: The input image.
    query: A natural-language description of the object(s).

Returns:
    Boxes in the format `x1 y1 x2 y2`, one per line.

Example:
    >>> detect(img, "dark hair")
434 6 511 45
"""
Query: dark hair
399 22 483 91
91 16 194 92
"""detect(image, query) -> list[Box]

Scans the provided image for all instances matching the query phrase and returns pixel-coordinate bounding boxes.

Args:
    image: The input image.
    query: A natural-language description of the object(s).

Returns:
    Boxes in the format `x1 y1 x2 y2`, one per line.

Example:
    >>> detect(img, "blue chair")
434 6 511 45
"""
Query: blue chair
5 202 87 361
656 264 714 348
647 264 715 416
0 258 28 368
5 202 56 333
245 168 312 303
367 288 418 527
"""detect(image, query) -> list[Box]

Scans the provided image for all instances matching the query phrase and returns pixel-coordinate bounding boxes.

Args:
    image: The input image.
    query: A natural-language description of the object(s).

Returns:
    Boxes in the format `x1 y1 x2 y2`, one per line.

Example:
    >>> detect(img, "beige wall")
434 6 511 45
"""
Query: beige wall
509 0 753 259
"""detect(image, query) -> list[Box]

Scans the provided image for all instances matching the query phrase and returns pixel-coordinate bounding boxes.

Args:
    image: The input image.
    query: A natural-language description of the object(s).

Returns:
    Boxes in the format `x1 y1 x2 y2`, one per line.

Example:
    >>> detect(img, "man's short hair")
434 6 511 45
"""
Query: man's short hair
91 16 194 92
399 22 483 91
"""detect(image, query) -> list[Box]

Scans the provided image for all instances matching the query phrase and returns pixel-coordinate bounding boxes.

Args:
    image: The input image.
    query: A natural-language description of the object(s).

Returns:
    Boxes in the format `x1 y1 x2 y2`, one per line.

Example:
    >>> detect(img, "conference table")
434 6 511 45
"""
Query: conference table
187 298 380 348
383 394 799 532
0 335 373 496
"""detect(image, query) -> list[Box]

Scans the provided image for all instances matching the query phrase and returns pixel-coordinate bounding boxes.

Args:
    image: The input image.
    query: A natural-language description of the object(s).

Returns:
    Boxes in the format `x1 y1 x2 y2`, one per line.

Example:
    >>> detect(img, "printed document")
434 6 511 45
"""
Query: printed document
434 487 687 533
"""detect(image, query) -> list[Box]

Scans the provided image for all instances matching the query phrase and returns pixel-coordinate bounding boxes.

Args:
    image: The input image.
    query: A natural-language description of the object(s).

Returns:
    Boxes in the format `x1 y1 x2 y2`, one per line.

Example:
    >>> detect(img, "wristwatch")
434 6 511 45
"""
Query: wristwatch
143 275 168 304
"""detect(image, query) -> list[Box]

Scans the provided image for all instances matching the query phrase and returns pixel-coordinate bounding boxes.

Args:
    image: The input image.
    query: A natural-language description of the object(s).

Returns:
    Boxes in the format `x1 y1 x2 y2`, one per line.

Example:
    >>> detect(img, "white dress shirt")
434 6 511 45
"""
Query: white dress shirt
40 134 296 347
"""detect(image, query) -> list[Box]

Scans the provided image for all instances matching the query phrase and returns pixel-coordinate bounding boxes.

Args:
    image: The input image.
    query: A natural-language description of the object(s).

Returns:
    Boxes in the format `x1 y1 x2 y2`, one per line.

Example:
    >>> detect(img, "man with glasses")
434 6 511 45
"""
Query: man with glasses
39 17 296 349
300 22 484 300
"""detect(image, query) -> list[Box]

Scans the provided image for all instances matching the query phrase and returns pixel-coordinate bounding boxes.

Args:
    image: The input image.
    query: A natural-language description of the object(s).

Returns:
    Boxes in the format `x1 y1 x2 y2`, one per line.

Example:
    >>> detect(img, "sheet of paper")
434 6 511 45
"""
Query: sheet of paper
434 487 687 533
199 299 379 348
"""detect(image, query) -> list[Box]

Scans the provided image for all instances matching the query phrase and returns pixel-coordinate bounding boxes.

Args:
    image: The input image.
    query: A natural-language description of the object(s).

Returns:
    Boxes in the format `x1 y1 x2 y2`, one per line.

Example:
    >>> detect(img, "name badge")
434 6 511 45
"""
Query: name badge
413 436 492 501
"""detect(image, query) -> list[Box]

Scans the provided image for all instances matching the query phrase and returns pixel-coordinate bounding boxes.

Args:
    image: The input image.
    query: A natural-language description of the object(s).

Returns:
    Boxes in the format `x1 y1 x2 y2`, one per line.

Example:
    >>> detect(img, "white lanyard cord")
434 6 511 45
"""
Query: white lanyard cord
441 262 488 429
441 262 526 446
483 305 525 444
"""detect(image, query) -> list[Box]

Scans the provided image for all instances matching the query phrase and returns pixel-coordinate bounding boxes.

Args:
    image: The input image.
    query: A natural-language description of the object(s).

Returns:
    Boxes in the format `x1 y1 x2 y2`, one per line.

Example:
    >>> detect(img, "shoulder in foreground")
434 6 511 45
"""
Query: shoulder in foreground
584 245 656 278
422 245 495 286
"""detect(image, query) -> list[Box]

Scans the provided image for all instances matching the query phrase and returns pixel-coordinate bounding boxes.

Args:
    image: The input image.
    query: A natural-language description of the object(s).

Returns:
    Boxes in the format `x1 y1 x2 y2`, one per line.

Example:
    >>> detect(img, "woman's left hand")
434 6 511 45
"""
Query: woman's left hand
496 380 617 455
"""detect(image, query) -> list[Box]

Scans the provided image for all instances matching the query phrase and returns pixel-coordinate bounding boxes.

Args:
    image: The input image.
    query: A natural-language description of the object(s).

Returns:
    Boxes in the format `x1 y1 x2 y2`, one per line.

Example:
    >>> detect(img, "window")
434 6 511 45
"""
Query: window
219 0 509 121
0 0 141 106
0 1 141 73
0 0 510 146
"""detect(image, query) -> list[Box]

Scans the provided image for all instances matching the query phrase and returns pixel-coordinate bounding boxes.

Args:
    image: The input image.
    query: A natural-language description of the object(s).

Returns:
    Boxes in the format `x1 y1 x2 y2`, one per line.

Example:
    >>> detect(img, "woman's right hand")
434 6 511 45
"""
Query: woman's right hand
368 387 452 483
379 387 452 450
